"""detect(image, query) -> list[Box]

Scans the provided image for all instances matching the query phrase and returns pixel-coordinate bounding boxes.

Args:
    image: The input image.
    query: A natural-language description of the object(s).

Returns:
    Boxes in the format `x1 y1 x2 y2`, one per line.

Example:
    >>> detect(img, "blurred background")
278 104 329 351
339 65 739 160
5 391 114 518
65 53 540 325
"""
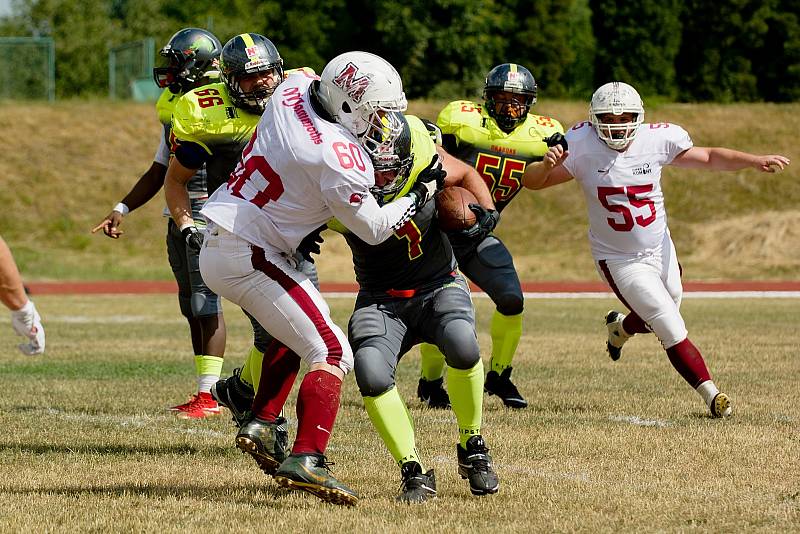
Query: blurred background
0 0 798 283
1 0 799 102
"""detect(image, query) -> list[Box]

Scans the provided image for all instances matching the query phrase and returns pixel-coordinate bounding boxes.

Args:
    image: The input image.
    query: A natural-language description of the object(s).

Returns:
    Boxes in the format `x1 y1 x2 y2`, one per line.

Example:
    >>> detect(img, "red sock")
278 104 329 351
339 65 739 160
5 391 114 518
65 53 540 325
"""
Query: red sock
292 369 342 455
666 338 711 389
252 339 301 421
622 312 650 334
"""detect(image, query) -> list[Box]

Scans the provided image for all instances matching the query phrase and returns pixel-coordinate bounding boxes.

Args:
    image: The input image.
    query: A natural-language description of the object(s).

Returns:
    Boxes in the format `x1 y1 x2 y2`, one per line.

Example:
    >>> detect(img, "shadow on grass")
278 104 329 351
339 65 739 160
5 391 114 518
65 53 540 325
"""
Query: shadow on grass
0 481 289 502
0 442 229 457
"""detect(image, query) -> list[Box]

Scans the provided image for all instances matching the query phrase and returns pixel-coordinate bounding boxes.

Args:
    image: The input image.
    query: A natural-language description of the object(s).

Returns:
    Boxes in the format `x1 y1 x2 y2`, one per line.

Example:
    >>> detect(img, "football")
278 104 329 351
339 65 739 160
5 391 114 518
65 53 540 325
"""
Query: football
435 186 478 231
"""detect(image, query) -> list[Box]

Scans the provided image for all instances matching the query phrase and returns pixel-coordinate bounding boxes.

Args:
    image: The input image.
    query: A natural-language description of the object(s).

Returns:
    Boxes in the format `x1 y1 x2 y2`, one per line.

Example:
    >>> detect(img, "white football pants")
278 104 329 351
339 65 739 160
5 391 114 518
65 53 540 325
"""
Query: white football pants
199 226 353 373
595 234 687 349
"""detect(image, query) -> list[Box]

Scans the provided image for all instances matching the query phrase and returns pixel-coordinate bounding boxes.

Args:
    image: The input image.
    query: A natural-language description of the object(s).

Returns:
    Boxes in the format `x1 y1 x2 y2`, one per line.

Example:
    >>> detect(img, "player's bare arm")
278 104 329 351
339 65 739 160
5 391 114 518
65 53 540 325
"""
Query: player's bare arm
164 157 198 228
521 144 573 190
439 146 495 210
92 161 167 239
671 146 790 173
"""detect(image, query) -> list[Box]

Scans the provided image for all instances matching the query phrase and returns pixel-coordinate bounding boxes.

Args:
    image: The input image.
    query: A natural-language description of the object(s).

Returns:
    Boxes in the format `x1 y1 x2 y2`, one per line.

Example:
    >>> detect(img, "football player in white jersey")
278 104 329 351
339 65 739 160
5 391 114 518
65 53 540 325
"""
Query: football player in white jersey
1 235 45 355
198 51 444 505
523 82 789 418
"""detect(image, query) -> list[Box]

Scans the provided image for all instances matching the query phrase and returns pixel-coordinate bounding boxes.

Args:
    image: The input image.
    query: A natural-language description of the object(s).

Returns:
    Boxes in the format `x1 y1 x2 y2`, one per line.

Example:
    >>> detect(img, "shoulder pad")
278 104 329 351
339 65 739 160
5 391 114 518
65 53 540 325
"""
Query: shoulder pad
436 100 483 133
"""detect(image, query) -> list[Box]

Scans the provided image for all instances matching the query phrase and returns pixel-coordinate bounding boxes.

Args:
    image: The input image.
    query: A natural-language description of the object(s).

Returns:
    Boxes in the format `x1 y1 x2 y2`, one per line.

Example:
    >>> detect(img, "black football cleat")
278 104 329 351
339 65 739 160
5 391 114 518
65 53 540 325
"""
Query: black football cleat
397 462 436 503
457 435 499 496
485 367 528 408
417 377 451 409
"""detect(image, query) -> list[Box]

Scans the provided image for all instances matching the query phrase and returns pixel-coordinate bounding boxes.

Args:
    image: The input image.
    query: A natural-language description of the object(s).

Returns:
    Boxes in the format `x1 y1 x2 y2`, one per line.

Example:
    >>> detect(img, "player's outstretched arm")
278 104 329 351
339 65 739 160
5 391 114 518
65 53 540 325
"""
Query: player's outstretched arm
91 161 168 239
522 145 573 190
671 147 791 173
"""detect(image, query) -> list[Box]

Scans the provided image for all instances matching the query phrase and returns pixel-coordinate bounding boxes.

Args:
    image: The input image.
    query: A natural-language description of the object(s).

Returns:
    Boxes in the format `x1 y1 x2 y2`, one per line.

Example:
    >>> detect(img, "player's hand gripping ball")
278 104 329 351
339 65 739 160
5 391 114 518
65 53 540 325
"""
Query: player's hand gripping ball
435 186 479 231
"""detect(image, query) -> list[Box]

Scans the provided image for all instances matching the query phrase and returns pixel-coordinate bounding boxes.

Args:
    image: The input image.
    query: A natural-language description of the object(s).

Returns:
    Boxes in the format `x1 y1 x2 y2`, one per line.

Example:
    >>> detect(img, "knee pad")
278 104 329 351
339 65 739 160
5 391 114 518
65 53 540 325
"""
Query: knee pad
438 319 480 370
647 311 688 350
354 344 396 397
494 290 524 316
190 291 221 317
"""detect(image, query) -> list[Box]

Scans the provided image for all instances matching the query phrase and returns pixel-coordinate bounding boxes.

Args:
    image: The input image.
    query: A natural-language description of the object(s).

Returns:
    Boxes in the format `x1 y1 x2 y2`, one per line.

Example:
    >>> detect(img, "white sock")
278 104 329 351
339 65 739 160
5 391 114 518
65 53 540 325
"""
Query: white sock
696 380 719 409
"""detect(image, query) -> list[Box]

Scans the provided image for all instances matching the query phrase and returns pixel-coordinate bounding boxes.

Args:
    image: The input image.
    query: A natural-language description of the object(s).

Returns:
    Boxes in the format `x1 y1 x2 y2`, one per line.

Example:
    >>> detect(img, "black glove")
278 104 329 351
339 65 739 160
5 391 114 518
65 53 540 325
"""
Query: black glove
544 132 568 151
181 225 204 253
407 154 446 210
297 225 327 264
458 204 500 242
420 118 443 145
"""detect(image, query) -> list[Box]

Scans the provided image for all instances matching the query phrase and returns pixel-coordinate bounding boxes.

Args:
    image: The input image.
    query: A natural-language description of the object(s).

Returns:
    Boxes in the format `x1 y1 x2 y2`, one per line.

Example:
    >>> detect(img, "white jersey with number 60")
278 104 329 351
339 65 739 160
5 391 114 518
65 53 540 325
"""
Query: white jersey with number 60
201 71 415 255
562 121 693 260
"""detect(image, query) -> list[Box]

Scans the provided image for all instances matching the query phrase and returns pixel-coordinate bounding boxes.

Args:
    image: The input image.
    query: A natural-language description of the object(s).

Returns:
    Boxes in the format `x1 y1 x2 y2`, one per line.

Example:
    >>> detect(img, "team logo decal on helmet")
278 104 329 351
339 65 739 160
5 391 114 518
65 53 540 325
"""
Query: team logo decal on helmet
332 63 372 104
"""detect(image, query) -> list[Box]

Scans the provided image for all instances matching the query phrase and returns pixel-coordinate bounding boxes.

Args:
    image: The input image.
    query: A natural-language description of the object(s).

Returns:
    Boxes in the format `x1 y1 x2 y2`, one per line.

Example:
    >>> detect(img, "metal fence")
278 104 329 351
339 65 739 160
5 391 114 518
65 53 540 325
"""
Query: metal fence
0 37 55 101
108 37 158 101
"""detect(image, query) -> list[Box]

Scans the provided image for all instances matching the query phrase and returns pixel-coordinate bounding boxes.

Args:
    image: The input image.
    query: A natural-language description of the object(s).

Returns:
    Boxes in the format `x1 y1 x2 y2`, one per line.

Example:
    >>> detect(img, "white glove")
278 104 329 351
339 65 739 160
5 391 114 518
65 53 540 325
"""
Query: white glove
11 300 45 355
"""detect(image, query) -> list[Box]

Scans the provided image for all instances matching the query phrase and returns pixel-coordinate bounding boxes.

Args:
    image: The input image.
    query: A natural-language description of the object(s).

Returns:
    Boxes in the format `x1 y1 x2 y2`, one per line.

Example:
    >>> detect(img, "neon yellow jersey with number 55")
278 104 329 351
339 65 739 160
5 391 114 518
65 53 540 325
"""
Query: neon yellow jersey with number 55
437 100 564 211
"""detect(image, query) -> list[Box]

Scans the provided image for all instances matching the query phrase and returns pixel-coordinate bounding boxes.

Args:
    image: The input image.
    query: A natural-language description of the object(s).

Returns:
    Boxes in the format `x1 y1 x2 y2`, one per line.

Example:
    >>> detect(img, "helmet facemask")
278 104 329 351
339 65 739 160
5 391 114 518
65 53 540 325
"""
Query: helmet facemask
484 90 535 132
590 82 644 150
224 64 284 114
369 113 414 205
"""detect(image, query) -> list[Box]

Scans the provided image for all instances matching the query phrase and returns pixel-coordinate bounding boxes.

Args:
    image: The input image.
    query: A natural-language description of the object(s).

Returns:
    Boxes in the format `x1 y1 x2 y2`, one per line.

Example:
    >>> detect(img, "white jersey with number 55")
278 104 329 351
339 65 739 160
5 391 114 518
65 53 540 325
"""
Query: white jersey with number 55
562 121 693 260
201 71 415 254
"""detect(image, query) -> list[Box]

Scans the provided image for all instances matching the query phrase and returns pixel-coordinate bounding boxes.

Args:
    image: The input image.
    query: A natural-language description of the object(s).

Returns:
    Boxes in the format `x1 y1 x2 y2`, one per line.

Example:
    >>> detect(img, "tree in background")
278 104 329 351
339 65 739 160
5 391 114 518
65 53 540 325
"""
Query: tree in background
590 0 683 98
677 0 800 102
0 0 797 102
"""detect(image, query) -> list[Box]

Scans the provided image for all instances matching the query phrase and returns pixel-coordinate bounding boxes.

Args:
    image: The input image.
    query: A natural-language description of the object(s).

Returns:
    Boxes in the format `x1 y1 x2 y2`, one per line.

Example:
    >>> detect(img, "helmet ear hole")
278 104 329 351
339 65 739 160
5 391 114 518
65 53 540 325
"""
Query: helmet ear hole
342 102 351 113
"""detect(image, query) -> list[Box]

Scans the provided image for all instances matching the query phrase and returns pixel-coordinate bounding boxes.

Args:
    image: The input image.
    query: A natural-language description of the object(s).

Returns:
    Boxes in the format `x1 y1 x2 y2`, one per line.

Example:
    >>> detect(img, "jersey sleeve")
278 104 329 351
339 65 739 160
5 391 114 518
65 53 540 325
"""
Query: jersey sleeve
661 123 693 164
153 130 170 166
436 100 481 134
318 148 415 245
170 93 213 155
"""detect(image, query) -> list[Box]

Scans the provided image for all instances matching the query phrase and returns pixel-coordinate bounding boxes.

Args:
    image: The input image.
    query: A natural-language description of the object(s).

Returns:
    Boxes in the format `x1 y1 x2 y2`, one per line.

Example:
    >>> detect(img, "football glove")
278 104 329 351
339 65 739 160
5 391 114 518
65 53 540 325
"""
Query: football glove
544 132 568 151
11 300 45 356
297 225 327 264
181 225 204 253
407 154 446 210
458 204 501 242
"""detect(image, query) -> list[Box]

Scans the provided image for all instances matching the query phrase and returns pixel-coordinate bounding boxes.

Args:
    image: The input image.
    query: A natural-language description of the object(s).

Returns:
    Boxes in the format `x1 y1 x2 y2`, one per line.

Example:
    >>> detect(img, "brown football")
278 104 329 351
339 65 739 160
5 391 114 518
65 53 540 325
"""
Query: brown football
435 186 478 231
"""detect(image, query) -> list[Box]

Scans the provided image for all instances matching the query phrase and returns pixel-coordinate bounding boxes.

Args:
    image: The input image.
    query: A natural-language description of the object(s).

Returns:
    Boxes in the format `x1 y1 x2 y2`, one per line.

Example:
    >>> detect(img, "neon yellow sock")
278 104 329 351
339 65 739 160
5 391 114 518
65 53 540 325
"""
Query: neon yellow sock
490 310 523 373
419 343 447 381
363 387 422 468
240 346 264 392
195 355 224 393
447 360 483 448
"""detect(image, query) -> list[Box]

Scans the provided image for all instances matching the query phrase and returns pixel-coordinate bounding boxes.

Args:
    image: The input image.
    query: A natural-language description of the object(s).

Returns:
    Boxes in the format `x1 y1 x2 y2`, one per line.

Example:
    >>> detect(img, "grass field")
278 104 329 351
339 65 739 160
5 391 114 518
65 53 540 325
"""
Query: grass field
1 295 798 532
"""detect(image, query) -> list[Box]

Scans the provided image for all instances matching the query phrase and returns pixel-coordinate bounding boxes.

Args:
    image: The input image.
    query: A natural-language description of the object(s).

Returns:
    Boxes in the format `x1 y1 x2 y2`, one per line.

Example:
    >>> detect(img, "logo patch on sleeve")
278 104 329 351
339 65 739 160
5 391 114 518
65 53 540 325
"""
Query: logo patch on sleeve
349 192 366 205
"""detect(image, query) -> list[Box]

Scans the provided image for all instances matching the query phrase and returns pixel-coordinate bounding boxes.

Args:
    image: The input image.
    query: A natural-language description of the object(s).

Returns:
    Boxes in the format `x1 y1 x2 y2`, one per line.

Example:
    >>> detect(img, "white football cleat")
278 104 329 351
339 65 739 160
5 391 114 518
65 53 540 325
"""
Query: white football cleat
605 310 630 361
710 392 732 418
10 300 45 356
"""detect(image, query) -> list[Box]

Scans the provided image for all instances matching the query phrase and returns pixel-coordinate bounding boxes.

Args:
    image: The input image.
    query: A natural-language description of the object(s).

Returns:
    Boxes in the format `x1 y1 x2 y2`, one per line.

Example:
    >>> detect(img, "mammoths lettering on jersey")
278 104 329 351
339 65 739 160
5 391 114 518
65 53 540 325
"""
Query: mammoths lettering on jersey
281 86 323 145
332 62 371 103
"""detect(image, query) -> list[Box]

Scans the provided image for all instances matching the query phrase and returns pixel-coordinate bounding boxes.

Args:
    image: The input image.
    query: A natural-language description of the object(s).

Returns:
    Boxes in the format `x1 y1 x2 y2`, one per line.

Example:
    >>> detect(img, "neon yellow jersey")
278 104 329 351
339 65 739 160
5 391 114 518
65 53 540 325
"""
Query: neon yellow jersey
156 87 183 125
171 81 259 155
171 82 260 193
437 100 564 210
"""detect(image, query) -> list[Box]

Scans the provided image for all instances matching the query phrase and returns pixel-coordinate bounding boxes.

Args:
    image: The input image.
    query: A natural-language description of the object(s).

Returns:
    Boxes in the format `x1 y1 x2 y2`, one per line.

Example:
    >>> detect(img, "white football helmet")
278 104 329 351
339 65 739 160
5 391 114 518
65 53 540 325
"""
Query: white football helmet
589 82 644 150
317 51 408 158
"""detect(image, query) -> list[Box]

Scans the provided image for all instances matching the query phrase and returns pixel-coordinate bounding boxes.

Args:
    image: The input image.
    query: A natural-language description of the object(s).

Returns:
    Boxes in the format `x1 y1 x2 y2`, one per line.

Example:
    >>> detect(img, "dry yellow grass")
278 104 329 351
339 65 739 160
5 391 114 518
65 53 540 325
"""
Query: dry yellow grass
0 295 798 531
0 99 797 281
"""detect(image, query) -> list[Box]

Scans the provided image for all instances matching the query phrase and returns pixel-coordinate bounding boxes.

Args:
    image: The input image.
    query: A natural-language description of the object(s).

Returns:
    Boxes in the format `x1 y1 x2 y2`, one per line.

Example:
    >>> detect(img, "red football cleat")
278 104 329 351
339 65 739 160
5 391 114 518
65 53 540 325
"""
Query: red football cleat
169 392 221 419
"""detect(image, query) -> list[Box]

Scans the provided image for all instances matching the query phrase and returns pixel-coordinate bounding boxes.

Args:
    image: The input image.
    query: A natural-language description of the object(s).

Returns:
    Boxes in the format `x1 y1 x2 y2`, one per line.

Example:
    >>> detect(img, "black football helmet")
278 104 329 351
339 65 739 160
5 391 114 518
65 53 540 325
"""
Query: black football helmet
370 112 415 205
153 28 222 92
483 63 538 132
220 33 284 114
